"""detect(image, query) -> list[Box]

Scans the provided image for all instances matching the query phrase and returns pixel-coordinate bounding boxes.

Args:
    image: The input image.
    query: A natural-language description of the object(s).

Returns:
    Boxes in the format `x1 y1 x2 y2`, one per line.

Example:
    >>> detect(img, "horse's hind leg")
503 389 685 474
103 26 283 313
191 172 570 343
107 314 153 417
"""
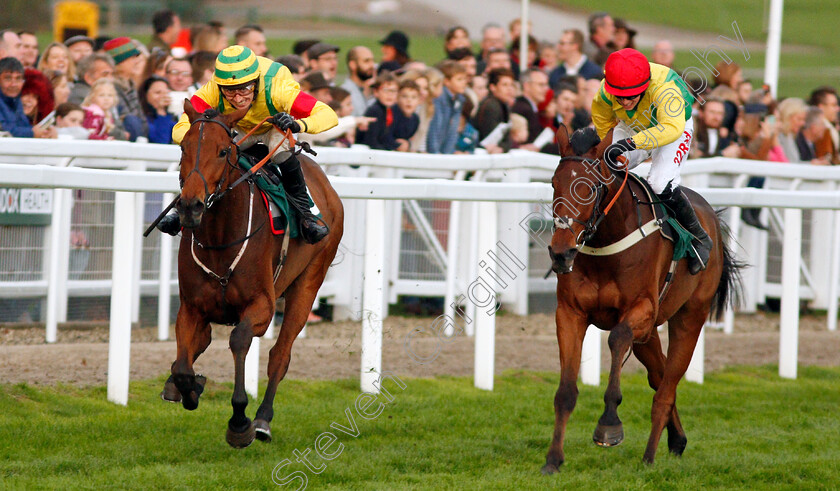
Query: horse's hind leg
226 297 274 449
632 332 687 456
254 256 333 443
593 322 633 447
642 311 704 464
170 306 212 410
542 312 587 475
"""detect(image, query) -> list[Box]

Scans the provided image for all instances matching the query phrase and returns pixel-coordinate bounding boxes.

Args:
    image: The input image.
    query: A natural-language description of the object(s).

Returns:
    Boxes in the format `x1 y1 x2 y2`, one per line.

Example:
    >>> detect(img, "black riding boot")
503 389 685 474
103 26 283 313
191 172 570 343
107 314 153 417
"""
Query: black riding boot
156 212 181 236
659 186 713 275
272 153 329 244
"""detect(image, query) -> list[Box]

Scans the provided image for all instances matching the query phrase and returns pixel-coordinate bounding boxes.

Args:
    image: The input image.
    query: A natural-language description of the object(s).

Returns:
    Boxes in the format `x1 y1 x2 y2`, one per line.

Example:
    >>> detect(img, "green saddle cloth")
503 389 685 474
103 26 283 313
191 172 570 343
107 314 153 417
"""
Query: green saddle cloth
238 156 314 240
628 172 698 263
661 212 699 263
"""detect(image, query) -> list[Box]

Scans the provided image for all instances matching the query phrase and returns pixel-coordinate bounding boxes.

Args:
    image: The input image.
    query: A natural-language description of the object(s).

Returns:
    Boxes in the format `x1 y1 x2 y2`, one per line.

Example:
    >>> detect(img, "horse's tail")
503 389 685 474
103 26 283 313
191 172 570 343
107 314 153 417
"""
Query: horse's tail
710 212 747 321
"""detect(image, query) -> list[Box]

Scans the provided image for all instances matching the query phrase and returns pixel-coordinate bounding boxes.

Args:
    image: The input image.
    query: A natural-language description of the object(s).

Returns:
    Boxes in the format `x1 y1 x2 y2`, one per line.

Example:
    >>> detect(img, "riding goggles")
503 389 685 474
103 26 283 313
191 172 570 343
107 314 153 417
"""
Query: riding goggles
220 82 257 96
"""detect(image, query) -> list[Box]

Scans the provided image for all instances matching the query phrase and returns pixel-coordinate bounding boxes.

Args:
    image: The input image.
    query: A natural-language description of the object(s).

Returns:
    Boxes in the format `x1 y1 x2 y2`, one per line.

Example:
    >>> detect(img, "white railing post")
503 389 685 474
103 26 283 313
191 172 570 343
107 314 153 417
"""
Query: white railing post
686 326 705 384
157 192 175 340
580 326 601 386
829 209 840 332
474 201 498 391
45 188 71 343
107 191 138 405
779 208 801 379
245 335 260 399
361 199 386 393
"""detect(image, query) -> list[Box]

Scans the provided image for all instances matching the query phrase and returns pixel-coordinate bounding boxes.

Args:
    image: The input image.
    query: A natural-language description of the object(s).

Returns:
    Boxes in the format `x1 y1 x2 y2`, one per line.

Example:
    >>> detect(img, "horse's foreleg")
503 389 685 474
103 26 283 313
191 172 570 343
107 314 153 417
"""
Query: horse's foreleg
593 322 633 447
632 333 687 457
643 311 704 464
226 297 273 449
542 311 587 475
255 258 331 443
170 306 211 410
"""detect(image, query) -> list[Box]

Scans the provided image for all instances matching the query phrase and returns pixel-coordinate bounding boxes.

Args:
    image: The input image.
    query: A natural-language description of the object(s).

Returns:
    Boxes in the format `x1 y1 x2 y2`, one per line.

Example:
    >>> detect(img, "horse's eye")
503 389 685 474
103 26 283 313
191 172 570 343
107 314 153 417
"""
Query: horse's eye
219 149 228 158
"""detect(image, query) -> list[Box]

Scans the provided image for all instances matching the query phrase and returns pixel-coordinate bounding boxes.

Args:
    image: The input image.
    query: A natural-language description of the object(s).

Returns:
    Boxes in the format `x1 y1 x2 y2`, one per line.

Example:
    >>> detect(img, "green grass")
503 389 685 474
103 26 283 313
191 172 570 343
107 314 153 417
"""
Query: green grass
536 0 839 99
1 367 839 489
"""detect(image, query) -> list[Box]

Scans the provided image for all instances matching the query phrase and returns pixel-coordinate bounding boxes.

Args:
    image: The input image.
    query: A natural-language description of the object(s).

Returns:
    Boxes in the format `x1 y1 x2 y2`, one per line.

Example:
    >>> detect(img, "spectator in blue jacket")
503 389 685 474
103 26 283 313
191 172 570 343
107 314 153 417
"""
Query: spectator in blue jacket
426 60 467 154
356 71 400 150
0 57 54 138
548 29 603 90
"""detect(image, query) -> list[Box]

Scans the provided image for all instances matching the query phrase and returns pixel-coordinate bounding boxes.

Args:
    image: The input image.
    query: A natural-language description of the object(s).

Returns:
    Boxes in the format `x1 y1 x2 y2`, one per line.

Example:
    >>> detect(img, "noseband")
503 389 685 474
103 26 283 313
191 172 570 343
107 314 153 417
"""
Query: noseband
182 115 239 209
553 156 610 246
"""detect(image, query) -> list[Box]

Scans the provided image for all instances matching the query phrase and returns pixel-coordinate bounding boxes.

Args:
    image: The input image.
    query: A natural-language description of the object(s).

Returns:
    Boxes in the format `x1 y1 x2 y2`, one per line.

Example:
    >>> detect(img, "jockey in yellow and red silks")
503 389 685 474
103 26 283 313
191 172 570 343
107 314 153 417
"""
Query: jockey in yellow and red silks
591 48 711 274
161 45 338 244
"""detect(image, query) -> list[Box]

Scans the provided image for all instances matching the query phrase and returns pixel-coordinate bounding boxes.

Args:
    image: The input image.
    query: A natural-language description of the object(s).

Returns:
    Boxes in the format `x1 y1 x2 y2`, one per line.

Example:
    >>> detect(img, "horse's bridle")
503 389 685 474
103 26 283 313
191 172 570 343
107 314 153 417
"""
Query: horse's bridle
181 114 240 210
553 156 610 246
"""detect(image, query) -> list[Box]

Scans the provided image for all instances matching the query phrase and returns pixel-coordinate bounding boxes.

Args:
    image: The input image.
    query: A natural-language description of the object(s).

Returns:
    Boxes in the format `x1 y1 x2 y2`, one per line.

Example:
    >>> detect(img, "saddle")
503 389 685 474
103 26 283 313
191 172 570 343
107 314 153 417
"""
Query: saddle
624 172 697 264
239 145 314 239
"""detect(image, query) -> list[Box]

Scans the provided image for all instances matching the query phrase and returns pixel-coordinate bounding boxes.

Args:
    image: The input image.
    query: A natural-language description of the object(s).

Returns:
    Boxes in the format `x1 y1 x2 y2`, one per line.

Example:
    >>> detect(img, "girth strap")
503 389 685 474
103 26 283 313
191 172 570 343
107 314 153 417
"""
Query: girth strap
578 218 665 256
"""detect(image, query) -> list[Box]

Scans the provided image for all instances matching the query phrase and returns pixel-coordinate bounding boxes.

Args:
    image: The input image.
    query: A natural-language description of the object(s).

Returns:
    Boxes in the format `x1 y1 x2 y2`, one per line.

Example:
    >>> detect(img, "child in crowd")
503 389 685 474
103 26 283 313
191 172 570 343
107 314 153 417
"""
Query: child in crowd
82 79 126 140
392 79 421 151
509 113 530 149
400 69 432 152
300 87 376 148
426 60 467 154
356 72 400 150
54 102 89 139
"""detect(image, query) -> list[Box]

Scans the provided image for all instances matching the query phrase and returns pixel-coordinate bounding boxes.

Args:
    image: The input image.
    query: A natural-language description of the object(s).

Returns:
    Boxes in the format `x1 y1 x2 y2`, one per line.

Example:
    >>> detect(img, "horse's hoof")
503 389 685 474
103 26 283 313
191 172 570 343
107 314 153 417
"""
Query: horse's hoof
668 433 687 456
194 374 207 396
593 423 624 447
161 377 181 403
226 420 256 449
181 391 199 411
254 419 272 443
540 463 561 475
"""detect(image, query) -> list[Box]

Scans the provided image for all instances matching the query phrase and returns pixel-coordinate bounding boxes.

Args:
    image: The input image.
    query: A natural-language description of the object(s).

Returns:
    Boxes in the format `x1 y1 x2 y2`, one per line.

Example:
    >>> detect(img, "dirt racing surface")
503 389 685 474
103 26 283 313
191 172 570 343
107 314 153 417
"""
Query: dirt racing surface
1 311 838 387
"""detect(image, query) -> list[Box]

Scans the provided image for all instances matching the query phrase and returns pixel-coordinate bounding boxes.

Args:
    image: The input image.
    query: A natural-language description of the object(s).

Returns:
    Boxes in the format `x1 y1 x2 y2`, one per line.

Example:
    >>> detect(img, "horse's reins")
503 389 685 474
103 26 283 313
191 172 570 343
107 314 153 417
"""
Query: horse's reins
553 155 629 246
184 114 295 289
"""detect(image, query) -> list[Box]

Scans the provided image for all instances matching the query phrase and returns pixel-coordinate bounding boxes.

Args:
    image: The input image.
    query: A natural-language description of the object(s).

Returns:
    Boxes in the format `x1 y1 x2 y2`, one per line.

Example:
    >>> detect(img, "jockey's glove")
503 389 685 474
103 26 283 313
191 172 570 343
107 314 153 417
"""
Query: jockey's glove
604 138 636 170
272 112 301 133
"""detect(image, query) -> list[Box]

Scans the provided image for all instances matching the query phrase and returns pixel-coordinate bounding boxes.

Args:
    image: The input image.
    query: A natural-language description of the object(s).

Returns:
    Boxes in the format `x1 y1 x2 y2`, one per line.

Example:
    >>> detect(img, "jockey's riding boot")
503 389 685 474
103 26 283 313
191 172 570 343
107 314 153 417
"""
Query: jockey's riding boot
156 212 182 236
273 153 329 244
659 186 713 275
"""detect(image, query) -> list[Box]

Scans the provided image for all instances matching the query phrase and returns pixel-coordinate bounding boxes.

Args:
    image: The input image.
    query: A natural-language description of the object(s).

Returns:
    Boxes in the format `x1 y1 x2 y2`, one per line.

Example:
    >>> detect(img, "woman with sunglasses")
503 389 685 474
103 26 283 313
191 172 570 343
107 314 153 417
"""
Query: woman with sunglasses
591 48 711 274
163 45 338 244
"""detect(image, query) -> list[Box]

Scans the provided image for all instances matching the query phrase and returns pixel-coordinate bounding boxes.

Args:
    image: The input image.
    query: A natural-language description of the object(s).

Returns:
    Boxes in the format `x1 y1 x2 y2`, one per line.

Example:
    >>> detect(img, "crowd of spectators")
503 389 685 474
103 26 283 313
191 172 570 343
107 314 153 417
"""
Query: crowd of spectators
0 11 837 166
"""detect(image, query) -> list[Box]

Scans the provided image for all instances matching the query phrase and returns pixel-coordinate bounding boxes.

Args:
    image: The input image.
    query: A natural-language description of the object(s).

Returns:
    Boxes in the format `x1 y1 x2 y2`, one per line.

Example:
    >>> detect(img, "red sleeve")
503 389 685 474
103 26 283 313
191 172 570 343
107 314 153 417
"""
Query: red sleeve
290 92 317 119
190 94 212 113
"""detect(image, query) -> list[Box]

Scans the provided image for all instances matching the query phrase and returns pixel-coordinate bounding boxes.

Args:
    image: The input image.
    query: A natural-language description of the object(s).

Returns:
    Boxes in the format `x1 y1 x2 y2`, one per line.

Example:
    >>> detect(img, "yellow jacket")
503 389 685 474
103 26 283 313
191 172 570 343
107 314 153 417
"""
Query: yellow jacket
172 56 337 144
591 63 694 150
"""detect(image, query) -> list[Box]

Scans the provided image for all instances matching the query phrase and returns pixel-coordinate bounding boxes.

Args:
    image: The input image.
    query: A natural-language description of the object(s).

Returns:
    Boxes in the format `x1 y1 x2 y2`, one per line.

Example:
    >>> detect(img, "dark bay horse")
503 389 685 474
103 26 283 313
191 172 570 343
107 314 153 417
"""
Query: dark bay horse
167 100 343 448
542 125 742 473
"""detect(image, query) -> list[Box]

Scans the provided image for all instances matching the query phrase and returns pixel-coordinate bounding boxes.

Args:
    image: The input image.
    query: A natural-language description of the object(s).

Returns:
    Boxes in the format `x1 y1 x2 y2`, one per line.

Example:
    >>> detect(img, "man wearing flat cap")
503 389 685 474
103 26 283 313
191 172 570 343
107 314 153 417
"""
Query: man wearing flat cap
306 42 339 83
378 30 410 74
64 35 94 64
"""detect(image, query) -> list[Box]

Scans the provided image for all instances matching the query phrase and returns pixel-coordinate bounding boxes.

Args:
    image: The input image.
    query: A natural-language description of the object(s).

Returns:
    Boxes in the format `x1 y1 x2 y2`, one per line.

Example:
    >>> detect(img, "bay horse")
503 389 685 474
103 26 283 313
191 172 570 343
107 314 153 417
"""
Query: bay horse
542 125 742 473
165 100 343 448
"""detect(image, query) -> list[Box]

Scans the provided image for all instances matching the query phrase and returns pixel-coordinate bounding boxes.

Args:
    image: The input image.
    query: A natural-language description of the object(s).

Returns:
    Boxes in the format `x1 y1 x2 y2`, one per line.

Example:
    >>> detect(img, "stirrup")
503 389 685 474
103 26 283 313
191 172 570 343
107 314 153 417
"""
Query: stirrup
687 241 710 275
299 216 329 244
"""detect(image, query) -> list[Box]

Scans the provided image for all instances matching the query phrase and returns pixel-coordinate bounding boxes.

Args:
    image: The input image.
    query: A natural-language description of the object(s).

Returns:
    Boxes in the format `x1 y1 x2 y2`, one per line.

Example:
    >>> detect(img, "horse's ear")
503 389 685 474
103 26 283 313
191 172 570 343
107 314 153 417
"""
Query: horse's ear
555 124 572 157
594 127 616 159
183 99 200 123
221 105 249 128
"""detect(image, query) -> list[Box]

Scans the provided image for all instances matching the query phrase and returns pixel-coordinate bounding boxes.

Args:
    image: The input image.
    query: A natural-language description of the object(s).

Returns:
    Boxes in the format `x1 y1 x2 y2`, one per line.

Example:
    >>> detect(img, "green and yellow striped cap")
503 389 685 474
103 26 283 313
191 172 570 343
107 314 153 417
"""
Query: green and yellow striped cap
213 46 260 86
